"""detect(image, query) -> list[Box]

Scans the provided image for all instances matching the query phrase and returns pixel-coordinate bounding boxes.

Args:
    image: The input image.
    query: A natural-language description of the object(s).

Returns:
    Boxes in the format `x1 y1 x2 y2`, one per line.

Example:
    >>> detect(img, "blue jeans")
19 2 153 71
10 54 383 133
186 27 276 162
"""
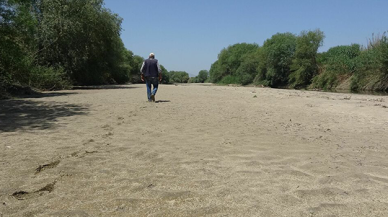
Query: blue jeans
145 77 159 101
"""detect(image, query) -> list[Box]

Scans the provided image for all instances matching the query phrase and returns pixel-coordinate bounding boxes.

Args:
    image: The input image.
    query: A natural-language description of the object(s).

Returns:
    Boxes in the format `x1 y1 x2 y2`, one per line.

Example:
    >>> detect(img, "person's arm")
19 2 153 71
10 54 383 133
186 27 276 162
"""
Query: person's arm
157 61 162 81
140 62 145 82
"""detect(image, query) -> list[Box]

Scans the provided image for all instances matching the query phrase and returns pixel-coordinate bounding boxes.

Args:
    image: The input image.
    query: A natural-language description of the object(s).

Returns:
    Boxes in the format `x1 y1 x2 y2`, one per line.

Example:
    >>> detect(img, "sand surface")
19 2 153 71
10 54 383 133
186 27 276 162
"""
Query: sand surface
1 84 388 217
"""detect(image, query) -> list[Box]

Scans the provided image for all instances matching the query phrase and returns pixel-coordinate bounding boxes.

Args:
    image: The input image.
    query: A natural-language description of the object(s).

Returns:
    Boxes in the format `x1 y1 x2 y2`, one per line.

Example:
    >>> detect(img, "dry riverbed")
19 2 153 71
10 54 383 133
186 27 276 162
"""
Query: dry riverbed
1 84 388 216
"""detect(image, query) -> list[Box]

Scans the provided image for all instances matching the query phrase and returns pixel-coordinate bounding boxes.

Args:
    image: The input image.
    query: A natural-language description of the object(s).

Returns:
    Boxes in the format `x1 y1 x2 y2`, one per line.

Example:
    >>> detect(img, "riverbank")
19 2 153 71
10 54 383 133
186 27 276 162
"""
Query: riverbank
1 84 388 216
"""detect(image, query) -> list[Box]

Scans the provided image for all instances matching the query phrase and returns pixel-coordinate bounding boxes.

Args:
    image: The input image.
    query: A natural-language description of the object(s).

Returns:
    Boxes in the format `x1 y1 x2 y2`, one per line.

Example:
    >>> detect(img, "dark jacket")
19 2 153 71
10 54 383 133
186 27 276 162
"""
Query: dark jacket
141 58 161 77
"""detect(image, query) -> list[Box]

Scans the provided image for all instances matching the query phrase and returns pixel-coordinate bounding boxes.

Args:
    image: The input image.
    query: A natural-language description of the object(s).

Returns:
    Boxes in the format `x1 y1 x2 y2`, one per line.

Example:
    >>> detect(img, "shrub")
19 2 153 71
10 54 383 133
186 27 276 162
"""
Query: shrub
219 75 240 84
29 66 71 90
188 77 198 83
351 34 388 91
312 44 361 90
169 71 190 83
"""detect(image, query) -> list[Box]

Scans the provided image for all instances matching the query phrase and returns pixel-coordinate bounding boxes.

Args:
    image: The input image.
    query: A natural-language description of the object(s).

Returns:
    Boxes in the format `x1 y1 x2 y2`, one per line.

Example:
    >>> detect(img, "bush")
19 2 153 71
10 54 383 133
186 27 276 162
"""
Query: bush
219 75 240 84
312 70 340 90
29 66 71 90
188 77 198 83
169 71 190 83
350 34 388 91
312 44 361 90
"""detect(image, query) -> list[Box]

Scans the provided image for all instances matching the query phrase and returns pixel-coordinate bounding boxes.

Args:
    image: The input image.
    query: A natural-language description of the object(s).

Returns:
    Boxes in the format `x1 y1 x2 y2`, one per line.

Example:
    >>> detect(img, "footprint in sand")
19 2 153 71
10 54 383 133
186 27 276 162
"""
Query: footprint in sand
82 139 95 146
12 181 56 200
102 124 114 131
35 160 60 174
68 150 98 158
102 132 114 138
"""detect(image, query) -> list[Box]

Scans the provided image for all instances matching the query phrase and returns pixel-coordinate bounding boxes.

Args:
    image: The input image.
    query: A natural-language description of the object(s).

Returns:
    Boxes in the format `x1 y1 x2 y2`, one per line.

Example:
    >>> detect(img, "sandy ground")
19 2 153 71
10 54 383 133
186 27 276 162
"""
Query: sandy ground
1 83 388 217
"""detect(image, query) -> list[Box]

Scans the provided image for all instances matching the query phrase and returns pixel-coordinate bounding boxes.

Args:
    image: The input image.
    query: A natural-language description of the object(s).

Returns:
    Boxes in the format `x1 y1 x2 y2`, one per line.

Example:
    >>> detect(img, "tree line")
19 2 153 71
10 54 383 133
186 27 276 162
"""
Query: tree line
2 1 386 96
208 30 388 92
189 70 209 83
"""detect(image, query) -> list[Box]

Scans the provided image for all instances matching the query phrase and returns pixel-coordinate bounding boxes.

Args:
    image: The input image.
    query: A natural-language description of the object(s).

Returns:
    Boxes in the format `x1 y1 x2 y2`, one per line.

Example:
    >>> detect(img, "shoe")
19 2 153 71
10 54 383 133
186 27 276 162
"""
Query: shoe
151 95 155 102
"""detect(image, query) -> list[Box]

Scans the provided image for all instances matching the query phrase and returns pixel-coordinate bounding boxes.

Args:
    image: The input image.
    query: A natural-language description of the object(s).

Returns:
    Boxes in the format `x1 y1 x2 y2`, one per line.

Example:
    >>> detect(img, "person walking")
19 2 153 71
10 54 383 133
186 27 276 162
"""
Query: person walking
140 53 162 102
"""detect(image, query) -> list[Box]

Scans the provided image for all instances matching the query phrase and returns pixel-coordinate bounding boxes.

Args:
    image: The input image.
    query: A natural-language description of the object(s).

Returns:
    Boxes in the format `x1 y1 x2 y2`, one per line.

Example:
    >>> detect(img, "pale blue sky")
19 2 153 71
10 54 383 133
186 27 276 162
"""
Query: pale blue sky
104 0 388 77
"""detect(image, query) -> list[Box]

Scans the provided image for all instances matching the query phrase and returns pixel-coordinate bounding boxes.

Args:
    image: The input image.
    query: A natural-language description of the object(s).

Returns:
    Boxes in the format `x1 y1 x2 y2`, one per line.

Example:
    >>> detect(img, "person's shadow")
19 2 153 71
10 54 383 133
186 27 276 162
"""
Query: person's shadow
155 100 171 103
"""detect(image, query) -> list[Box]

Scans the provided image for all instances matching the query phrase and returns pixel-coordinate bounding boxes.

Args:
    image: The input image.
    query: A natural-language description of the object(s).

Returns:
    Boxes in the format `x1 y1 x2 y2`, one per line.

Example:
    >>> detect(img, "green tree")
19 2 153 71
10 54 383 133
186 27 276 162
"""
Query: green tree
197 70 208 83
160 65 170 84
210 43 259 83
1 0 41 91
209 60 221 83
130 55 144 83
236 56 260 85
188 76 198 83
169 71 189 83
289 29 325 88
255 33 297 87
33 0 129 85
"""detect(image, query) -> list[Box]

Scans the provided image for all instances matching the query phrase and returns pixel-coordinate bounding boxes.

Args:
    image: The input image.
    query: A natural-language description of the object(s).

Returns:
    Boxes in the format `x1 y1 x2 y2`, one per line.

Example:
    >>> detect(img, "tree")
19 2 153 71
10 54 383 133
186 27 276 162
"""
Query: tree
1 0 41 91
236 56 260 85
197 70 208 83
210 43 259 83
130 55 144 83
169 71 189 83
289 29 325 88
209 60 221 83
188 76 198 83
255 32 297 87
33 0 129 85
160 65 170 84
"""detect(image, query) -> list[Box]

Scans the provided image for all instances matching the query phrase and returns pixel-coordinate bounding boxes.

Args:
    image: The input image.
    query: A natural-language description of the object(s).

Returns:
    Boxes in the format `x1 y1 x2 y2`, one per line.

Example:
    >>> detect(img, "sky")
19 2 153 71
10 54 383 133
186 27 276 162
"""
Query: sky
104 0 388 77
